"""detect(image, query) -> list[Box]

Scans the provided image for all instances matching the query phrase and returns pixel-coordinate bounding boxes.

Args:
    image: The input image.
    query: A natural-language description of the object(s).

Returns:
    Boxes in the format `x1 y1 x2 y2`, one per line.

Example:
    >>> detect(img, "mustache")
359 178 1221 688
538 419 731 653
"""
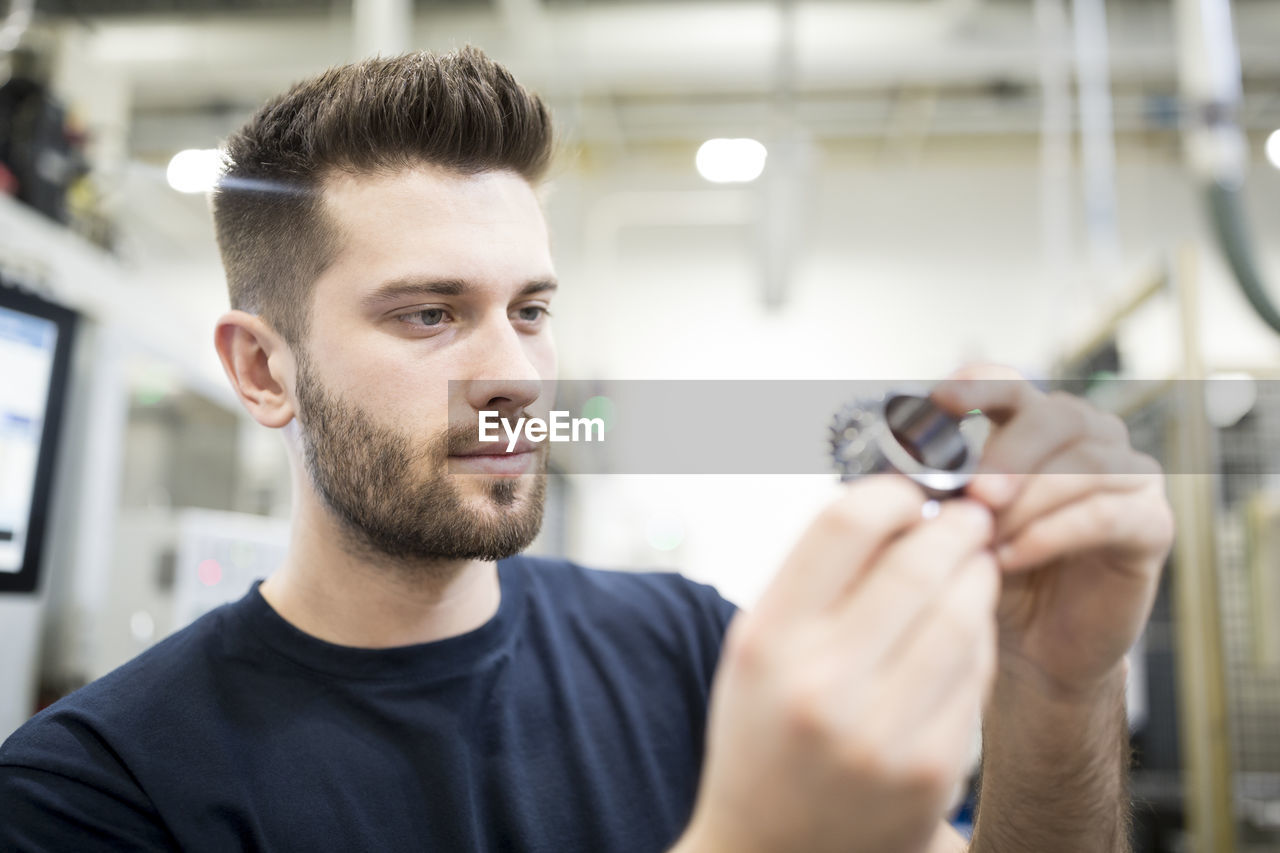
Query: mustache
443 415 545 456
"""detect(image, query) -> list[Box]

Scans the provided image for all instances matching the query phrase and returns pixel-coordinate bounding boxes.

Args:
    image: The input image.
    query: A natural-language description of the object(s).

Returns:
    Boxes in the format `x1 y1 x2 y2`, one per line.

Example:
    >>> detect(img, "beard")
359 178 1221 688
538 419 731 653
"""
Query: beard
293 354 546 567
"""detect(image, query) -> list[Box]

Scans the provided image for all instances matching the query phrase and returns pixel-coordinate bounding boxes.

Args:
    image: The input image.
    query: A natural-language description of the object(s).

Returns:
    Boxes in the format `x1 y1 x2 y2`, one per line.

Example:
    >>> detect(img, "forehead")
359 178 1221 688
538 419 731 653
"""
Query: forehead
316 165 553 296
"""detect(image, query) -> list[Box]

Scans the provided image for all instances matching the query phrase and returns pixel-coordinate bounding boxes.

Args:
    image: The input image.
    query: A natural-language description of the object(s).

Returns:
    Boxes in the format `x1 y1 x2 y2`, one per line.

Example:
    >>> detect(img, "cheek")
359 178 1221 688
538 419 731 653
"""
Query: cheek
336 350 453 437
529 332 558 379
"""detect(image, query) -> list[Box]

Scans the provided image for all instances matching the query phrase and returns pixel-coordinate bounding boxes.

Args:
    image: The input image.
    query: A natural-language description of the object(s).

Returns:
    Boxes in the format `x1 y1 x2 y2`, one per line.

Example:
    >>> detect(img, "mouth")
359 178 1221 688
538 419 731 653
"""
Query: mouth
452 438 540 457
448 444 541 476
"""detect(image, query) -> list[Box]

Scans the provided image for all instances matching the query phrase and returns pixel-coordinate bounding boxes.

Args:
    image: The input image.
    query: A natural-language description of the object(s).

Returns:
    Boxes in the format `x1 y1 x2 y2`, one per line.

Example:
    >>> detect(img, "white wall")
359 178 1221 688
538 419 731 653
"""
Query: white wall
80 141 1280 612
539 140 1280 605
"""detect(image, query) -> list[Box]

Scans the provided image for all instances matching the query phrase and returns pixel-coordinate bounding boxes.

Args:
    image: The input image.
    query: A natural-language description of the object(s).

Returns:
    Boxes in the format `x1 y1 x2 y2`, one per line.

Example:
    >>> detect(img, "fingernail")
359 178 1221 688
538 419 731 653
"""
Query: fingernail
996 543 1016 565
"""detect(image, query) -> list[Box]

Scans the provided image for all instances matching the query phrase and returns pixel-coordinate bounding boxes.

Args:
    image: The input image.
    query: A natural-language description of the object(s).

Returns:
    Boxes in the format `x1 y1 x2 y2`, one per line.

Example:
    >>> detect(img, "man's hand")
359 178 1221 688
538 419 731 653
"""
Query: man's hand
932 365 1174 703
676 478 998 853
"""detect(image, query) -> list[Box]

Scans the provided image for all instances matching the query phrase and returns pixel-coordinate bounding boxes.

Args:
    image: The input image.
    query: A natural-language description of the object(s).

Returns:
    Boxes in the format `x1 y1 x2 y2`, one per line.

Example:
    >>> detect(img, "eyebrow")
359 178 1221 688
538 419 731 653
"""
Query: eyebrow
360 277 558 309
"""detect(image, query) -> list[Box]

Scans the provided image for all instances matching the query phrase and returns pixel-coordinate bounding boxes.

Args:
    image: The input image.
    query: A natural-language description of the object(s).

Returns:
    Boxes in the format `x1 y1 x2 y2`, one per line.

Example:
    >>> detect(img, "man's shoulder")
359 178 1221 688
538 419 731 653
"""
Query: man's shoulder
0 605 241 851
0 600 235 770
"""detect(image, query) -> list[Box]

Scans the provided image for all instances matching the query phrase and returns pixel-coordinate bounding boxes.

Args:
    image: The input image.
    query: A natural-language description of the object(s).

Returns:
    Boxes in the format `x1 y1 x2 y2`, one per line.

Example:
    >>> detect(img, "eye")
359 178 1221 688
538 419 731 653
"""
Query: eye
401 307 449 328
514 305 550 324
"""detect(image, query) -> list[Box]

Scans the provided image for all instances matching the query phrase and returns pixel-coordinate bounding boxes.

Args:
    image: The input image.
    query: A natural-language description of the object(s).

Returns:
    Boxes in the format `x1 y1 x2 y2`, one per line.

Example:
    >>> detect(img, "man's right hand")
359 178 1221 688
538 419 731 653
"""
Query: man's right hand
676 477 999 853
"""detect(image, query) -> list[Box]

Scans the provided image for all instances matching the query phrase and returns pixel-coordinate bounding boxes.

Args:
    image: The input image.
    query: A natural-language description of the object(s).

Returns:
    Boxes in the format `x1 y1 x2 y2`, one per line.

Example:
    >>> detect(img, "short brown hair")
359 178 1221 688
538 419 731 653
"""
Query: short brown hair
212 46 554 345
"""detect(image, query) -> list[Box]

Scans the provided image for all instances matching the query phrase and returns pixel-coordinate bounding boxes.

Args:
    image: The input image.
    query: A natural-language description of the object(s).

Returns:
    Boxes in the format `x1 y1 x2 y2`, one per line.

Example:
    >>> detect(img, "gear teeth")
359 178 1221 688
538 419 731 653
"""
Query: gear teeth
829 389 977 499
829 394 884 482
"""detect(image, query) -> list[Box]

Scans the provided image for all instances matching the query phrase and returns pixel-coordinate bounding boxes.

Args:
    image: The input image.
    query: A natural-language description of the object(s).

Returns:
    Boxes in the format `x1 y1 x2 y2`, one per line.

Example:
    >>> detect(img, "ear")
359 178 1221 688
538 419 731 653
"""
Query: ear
214 310 297 429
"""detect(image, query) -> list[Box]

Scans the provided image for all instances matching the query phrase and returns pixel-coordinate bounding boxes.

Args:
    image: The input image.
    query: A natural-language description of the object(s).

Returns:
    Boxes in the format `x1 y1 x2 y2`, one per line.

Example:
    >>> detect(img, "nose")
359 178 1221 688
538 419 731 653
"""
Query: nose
460 319 545 418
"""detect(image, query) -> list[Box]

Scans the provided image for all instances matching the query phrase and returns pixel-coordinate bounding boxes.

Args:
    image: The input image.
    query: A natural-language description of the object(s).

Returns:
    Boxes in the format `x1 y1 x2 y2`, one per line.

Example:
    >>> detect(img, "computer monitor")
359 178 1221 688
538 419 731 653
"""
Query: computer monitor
0 282 76 593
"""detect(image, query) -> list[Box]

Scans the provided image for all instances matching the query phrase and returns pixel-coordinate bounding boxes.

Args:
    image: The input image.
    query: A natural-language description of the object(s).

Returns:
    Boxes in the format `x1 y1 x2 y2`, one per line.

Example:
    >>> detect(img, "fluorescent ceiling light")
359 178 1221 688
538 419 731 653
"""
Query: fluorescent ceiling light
696 138 767 184
167 148 225 193
1267 129 1280 171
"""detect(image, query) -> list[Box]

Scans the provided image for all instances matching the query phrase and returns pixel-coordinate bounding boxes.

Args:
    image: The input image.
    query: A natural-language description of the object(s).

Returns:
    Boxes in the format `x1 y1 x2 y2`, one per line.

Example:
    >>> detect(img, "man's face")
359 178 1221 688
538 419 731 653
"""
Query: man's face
292 165 557 565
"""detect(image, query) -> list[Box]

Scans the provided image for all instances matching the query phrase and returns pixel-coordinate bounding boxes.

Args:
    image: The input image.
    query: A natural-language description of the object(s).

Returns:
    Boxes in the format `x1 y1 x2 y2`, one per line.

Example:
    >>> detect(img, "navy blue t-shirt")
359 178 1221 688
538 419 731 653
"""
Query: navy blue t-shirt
0 555 738 852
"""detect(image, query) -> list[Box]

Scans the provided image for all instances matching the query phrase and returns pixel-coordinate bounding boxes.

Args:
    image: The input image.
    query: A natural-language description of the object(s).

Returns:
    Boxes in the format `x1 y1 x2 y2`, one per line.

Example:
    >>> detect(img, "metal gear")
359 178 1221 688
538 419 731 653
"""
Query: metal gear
829 389 981 500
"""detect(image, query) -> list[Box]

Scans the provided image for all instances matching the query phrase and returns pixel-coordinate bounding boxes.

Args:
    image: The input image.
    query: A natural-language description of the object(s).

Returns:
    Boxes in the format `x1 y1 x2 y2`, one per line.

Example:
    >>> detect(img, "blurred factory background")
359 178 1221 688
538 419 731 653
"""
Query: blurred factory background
2 0 1280 850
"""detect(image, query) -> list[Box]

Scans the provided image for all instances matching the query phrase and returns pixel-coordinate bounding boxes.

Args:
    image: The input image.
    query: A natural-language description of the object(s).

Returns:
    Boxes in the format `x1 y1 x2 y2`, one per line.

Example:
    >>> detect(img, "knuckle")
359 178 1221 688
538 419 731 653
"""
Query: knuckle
1091 497 1125 541
1133 451 1164 477
723 617 770 677
1100 412 1130 442
832 737 889 780
816 500 868 538
899 758 953 801
1048 391 1091 435
782 676 837 743
1075 442 1109 474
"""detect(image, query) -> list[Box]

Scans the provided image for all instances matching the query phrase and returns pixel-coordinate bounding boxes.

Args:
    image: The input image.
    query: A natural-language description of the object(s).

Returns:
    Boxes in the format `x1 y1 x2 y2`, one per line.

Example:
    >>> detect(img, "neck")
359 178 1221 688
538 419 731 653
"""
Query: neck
259 487 501 648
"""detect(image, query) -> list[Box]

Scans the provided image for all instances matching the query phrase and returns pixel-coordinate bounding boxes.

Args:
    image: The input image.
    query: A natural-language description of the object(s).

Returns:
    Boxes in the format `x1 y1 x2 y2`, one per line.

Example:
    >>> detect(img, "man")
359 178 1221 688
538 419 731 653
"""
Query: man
0 47 1172 852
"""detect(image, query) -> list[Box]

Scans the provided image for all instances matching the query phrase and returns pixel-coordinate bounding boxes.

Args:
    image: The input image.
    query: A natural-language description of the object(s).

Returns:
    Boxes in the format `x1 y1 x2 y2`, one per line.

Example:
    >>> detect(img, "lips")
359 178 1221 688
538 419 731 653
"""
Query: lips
451 439 540 457
448 437 543 477
448 448 538 476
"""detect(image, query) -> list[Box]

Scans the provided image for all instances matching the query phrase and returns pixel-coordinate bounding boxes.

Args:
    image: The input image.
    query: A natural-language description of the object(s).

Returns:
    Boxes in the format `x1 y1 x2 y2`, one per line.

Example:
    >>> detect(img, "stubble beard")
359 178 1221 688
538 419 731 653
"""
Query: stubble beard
294 353 546 574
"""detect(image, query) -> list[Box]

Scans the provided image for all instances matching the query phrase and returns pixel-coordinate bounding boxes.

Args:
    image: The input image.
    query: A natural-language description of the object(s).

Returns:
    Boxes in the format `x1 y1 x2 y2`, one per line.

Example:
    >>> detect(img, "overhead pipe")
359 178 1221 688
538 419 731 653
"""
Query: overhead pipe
1176 0 1280 335
1072 0 1121 273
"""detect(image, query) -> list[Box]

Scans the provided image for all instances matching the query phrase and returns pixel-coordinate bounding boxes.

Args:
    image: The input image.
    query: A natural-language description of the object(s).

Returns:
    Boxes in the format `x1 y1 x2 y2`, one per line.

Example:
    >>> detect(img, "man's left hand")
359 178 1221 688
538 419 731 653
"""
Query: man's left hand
932 365 1175 703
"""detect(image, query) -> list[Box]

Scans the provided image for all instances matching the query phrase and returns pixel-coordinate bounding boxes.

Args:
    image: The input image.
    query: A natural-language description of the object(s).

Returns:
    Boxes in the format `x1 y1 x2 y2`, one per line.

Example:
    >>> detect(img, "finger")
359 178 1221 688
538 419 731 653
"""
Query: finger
865 554 998 755
994 442 1163 545
995 485 1175 572
966 392 1119 509
867 640 984 784
930 364 1041 425
942 362 1026 385
1084 409 1130 444
834 501 994 665
756 475 927 627
897 653 989 793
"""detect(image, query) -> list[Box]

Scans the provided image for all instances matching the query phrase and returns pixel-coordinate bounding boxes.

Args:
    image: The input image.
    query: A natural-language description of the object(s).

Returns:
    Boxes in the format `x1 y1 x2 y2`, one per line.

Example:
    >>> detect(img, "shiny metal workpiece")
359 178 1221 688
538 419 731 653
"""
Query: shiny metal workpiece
829 390 982 500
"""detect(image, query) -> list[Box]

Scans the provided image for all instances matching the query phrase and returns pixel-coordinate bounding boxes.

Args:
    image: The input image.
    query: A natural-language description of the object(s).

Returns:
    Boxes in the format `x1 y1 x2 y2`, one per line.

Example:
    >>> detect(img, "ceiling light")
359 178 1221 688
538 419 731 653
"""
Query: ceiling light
1267 130 1280 171
696 138 767 184
167 148 225 193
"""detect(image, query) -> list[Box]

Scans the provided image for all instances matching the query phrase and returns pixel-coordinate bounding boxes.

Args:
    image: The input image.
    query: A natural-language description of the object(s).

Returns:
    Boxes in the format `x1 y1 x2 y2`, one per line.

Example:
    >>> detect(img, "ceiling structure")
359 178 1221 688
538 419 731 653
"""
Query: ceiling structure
8 0 1279 280
3 0 1278 399
25 0 1280 159
34 0 485 15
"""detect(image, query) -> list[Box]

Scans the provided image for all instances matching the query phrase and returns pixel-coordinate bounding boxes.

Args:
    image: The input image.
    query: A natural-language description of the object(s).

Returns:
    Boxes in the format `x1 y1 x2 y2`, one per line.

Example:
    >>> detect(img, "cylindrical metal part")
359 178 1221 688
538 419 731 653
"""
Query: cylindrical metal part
883 394 971 472
830 390 980 499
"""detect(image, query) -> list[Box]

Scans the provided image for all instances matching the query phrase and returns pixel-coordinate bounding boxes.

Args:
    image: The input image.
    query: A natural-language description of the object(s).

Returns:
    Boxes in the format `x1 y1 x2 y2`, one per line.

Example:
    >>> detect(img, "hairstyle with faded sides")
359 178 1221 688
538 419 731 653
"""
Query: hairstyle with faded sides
211 46 555 346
